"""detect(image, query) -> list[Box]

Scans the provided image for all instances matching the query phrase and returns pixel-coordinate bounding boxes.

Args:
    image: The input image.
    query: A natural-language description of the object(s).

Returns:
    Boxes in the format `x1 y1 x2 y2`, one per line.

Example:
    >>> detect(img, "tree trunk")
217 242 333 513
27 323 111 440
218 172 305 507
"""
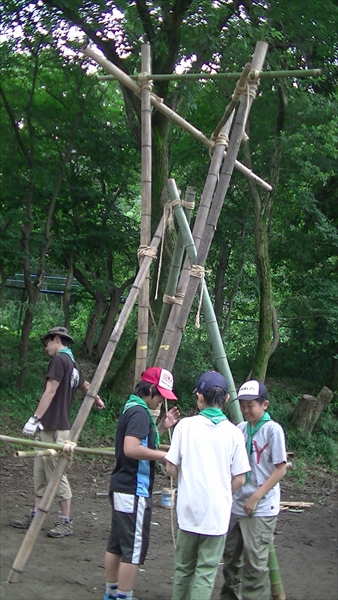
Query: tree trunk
62 255 74 330
81 295 107 356
243 84 288 381
16 283 40 391
290 387 334 433
0 264 6 306
328 348 338 393
94 288 121 360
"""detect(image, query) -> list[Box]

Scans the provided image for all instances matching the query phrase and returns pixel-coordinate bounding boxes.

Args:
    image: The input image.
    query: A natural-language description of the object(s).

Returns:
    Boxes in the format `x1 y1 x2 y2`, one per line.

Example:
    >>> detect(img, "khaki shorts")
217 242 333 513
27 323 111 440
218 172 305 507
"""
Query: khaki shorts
33 429 72 500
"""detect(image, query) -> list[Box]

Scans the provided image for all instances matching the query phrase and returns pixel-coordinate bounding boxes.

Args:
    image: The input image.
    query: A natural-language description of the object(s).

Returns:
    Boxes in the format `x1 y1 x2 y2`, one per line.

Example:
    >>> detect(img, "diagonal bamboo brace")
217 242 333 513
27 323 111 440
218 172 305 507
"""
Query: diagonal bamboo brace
7 213 167 583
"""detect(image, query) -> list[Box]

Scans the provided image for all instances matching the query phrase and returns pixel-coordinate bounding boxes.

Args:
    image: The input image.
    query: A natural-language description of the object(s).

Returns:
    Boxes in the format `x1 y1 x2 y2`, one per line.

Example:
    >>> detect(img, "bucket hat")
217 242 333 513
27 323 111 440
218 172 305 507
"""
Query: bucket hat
40 326 74 345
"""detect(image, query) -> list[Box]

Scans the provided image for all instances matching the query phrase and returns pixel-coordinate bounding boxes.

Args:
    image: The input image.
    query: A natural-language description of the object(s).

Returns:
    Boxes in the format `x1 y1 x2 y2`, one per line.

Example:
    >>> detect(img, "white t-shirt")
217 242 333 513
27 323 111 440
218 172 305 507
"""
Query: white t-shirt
165 415 250 535
231 420 287 517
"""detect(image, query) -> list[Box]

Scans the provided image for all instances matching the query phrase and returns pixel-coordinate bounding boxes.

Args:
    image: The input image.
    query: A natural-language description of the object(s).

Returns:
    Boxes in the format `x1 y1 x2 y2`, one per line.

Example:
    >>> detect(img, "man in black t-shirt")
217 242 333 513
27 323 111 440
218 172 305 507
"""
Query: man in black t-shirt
11 326 105 538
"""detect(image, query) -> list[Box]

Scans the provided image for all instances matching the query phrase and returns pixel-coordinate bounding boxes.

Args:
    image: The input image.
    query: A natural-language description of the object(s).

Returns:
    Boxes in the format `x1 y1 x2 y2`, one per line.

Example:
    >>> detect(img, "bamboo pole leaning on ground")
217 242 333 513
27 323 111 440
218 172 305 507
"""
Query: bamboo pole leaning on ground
82 44 272 192
165 178 242 424
6 213 168 583
135 43 152 384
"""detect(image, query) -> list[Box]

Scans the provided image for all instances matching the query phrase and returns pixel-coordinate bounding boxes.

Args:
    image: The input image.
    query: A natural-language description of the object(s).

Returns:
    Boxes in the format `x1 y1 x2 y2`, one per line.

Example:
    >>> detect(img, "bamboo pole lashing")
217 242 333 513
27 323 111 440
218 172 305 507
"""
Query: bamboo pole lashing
212 62 252 139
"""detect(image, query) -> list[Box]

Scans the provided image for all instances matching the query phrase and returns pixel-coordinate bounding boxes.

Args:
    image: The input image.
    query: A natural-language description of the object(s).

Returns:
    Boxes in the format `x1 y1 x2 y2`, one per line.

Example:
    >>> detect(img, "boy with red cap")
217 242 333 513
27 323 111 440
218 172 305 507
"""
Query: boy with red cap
103 367 179 600
166 371 250 600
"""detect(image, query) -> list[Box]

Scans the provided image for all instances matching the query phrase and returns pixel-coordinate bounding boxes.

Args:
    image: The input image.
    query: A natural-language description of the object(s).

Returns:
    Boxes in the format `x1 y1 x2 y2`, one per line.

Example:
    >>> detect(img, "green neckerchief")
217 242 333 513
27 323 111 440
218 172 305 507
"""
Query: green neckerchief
57 348 75 363
199 407 228 425
122 394 160 448
245 411 271 483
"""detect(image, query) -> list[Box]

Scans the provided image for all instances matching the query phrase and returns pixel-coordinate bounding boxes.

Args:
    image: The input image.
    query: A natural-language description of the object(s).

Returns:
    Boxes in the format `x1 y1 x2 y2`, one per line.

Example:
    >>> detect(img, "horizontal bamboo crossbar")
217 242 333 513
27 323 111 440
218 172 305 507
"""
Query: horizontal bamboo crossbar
0 434 170 457
98 68 322 82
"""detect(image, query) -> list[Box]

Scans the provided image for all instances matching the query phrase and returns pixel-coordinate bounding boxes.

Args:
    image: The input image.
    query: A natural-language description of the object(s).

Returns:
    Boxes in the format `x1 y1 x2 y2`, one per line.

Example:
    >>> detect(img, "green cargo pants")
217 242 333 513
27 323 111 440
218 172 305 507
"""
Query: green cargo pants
171 527 226 600
220 513 277 600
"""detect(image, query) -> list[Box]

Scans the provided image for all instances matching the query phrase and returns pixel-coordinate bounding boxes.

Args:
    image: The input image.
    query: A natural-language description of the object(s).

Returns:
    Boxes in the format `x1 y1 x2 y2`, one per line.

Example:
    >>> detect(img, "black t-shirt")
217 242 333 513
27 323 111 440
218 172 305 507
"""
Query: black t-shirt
40 353 84 430
110 405 156 497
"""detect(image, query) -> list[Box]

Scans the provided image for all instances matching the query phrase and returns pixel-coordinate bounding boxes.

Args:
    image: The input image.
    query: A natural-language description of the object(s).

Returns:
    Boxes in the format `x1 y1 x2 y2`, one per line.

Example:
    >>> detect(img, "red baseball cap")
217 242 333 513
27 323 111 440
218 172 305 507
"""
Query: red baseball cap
141 367 178 400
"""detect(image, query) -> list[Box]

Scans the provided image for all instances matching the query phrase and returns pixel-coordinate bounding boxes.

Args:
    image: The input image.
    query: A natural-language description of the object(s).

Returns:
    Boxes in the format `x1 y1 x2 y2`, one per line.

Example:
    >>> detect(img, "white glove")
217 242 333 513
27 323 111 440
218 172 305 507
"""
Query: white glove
22 416 43 437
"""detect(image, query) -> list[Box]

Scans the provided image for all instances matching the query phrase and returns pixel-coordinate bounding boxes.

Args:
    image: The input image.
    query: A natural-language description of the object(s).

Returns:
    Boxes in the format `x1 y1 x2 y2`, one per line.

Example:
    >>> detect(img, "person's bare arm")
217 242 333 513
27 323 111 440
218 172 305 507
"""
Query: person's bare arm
34 379 60 418
244 462 287 515
124 436 166 463
79 380 105 409
166 461 178 480
158 406 180 435
231 473 246 493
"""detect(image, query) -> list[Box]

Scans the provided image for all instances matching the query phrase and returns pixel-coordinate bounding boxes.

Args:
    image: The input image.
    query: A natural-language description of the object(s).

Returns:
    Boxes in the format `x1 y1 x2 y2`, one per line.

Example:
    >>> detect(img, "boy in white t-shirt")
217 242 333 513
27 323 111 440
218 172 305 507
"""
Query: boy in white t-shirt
166 371 250 600
220 380 287 600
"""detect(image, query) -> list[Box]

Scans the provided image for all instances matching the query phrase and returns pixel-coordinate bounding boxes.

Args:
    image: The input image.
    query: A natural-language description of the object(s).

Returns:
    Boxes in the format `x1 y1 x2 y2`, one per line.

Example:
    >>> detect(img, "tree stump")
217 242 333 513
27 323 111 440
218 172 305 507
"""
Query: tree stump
290 386 334 433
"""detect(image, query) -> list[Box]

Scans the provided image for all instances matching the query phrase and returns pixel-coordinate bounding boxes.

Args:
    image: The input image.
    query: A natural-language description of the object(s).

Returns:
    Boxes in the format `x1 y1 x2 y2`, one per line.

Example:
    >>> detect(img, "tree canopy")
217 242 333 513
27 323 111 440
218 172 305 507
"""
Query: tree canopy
1 0 337 390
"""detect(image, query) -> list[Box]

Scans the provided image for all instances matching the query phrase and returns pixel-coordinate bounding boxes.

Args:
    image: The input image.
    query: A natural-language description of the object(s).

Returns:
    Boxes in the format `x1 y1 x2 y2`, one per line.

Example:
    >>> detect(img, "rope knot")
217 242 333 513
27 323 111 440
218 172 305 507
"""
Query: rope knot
137 245 158 264
190 265 211 328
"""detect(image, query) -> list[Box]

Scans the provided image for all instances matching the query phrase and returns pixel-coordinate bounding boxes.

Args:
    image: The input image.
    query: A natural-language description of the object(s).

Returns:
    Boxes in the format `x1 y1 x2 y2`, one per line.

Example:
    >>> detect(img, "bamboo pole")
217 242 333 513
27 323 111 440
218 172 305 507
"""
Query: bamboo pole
0 434 170 455
212 62 251 139
0 434 115 456
151 185 196 363
15 450 59 458
97 68 321 82
165 179 242 424
155 42 269 369
135 43 152 384
7 213 167 583
269 541 286 600
82 44 272 192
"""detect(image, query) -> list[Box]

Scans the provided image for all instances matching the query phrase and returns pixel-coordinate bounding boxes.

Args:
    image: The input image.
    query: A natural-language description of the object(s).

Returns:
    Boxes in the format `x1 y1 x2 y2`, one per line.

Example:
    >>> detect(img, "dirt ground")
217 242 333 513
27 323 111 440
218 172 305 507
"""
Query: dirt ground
0 453 337 600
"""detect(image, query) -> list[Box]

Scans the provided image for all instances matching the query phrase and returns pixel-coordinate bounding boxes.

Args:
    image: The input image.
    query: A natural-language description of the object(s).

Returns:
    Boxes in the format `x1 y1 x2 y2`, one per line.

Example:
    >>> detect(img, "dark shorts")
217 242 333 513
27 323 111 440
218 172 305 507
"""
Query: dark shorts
107 492 152 564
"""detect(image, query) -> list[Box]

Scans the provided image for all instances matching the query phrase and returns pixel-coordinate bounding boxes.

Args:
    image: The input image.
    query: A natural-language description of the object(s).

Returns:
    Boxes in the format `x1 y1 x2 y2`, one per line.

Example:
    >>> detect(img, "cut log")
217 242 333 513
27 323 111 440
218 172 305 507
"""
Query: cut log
290 386 334 433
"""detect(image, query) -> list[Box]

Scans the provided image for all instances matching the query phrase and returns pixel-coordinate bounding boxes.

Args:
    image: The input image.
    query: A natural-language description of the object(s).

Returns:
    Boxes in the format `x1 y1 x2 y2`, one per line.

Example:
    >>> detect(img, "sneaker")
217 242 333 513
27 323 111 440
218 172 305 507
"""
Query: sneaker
47 516 73 538
102 595 140 600
11 510 35 529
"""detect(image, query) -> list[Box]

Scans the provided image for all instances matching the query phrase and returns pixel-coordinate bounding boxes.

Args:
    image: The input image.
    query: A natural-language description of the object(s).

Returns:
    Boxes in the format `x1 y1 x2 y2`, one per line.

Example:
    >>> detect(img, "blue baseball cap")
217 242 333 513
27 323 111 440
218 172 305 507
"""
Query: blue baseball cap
194 371 228 394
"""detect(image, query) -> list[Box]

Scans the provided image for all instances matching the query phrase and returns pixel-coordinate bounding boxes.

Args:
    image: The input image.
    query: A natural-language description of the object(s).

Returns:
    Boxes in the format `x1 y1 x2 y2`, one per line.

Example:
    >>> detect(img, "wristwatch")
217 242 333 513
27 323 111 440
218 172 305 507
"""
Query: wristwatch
33 415 41 421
